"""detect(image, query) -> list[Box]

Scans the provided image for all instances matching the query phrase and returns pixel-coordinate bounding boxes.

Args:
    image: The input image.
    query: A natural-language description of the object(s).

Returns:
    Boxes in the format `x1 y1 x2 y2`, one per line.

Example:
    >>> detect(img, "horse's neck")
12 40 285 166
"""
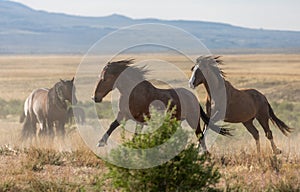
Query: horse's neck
48 87 67 110
203 75 228 118
116 74 147 96
203 77 226 101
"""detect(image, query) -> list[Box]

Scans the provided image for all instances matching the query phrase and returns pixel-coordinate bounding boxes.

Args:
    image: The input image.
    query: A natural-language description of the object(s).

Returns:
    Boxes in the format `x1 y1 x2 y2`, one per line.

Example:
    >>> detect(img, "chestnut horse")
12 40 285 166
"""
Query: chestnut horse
189 56 293 154
92 59 231 149
21 78 77 140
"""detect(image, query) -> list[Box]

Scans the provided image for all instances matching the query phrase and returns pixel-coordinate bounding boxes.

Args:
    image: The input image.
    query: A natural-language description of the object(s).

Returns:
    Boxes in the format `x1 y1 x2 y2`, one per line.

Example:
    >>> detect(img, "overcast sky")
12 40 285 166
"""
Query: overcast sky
12 0 300 31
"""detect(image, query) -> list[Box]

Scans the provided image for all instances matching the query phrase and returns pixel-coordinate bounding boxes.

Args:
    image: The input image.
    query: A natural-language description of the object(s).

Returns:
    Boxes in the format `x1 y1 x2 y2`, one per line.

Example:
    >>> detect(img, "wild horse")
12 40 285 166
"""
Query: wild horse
20 78 77 140
189 56 293 154
92 59 231 149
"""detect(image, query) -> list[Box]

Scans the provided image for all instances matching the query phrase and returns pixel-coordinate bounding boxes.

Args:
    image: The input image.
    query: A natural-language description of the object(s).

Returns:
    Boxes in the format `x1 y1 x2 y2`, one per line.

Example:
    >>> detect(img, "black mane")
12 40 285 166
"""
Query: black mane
104 59 148 79
196 55 226 78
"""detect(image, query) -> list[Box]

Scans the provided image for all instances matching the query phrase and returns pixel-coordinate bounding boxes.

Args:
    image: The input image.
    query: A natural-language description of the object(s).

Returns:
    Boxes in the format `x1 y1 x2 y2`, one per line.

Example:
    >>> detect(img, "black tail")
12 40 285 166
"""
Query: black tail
200 105 232 136
268 103 293 136
21 115 35 140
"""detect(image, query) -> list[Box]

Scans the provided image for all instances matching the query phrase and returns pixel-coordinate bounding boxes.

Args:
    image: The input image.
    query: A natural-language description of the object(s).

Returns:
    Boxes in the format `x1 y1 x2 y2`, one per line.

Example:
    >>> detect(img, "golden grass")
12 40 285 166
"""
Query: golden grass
0 54 300 191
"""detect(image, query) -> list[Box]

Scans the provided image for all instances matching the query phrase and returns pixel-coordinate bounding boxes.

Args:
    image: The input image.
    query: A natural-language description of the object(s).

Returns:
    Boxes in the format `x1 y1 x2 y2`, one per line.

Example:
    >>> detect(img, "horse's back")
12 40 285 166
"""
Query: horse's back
31 88 49 103
226 84 268 122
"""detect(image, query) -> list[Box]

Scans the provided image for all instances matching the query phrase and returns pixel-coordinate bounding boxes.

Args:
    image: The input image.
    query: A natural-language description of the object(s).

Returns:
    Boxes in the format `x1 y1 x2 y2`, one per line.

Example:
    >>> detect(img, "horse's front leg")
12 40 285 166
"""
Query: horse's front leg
47 120 55 139
97 119 120 147
195 121 208 154
204 99 211 128
56 121 66 139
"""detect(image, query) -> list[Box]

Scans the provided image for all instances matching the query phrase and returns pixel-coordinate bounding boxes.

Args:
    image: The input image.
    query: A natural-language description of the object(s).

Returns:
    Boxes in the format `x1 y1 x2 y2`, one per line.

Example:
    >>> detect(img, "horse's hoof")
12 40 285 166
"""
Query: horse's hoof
97 140 106 147
274 148 282 155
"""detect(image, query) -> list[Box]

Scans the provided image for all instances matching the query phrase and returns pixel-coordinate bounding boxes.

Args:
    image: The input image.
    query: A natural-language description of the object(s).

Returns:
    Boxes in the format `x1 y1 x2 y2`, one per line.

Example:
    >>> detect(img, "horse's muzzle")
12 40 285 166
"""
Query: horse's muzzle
92 96 102 103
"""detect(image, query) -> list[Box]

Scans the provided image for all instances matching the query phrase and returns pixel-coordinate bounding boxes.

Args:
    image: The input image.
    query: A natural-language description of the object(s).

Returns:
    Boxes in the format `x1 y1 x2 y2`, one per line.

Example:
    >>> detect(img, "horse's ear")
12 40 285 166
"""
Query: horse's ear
71 77 74 82
60 79 65 84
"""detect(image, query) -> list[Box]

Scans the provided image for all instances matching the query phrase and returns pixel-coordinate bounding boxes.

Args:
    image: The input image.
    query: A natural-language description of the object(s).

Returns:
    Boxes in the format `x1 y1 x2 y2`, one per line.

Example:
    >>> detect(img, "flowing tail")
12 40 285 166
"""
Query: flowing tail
200 104 232 136
21 115 35 140
268 102 293 136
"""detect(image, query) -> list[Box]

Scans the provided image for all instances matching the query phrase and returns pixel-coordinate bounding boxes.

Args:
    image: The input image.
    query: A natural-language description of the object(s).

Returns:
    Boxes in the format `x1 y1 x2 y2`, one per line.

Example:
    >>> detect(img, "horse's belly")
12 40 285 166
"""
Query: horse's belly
225 103 256 123
49 111 67 121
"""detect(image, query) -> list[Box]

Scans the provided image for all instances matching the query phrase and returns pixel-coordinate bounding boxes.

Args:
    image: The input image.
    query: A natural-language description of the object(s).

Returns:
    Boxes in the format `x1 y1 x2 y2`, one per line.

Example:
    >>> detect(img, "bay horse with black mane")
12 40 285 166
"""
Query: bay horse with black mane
92 59 231 150
20 78 77 140
189 56 293 154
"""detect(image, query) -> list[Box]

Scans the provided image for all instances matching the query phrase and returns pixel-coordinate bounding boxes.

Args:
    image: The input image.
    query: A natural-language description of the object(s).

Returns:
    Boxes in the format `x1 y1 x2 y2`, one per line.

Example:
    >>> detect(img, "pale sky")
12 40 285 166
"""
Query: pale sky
12 0 300 31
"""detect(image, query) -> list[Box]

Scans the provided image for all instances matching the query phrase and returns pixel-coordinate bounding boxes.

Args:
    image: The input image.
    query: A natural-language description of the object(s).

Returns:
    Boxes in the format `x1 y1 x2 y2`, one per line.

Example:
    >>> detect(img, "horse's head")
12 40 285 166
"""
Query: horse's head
189 64 205 89
93 59 134 103
189 56 224 89
56 77 78 104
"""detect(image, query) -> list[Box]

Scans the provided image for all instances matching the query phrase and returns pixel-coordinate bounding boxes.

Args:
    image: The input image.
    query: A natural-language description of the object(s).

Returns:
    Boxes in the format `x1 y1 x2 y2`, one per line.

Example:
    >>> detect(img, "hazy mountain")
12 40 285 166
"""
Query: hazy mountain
1 0 300 54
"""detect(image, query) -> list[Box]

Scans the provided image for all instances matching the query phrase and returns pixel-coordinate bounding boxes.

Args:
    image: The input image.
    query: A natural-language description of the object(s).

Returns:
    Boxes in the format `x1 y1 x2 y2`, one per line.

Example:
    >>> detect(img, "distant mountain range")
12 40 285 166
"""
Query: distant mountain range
1 0 300 54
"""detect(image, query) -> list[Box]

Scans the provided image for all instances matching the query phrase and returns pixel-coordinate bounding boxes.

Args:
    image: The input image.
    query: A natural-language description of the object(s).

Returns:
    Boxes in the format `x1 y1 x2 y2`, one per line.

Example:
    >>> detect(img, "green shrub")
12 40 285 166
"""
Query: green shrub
103 108 221 192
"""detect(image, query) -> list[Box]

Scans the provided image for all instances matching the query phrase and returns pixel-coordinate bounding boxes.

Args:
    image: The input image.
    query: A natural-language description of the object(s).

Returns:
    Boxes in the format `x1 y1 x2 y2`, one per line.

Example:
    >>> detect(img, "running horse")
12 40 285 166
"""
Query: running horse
92 59 231 149
20 78 77 140
189 56 293 154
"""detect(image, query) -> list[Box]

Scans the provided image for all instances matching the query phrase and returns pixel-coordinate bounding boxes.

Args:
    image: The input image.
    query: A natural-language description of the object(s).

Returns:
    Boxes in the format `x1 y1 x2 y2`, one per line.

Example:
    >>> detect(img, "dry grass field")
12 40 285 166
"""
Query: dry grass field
0 54 299 191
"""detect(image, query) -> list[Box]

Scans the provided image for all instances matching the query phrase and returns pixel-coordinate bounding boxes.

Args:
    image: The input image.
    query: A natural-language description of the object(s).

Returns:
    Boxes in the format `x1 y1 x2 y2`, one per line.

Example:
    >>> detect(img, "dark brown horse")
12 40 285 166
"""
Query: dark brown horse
21 78 77 140
92 59 231 149
189 56 293 154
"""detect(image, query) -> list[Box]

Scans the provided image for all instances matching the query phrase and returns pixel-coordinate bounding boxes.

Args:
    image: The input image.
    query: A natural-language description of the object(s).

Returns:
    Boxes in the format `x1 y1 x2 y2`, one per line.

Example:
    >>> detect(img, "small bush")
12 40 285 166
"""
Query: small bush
68 149 103 168
26 179 84 192
23 148 65 171
103 108 221 192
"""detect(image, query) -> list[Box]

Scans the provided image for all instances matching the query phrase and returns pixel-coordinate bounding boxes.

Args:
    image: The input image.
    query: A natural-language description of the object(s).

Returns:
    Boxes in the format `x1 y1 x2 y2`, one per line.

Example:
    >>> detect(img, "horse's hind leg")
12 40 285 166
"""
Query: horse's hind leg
38 121 47 137
257 116 281 154
47 121 55 139
242 120 260 153
56 121 66 139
